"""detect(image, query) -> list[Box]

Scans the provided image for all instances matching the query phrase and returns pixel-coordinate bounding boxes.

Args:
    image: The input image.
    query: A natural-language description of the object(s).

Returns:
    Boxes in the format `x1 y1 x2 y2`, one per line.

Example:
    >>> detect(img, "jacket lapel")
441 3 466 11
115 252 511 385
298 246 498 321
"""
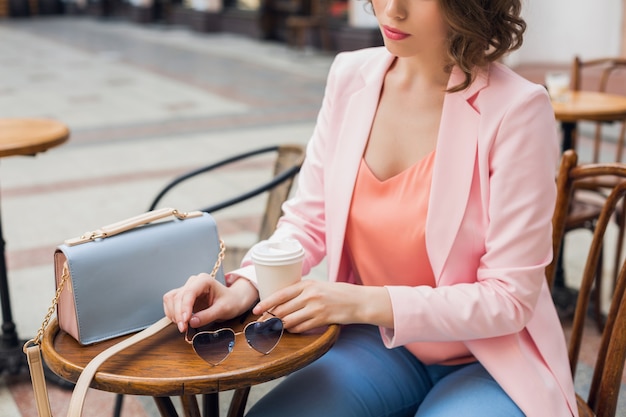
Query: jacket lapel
426 67 489 282
326 51 395 282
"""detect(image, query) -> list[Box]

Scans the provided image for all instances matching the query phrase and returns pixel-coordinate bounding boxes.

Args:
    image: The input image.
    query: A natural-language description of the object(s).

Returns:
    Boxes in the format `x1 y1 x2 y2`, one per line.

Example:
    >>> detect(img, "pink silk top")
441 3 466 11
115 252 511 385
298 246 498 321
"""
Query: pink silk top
346 151 474 365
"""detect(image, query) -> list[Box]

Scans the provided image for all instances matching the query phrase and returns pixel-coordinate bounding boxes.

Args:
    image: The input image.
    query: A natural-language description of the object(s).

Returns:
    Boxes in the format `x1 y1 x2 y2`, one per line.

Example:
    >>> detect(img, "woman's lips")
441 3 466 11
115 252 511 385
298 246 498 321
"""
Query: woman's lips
382 25 410 41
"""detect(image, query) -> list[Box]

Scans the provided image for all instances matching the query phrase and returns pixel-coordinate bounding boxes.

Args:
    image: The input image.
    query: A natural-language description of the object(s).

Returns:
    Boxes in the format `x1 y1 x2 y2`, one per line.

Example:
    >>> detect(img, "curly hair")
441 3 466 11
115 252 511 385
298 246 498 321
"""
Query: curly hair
439 0 526 91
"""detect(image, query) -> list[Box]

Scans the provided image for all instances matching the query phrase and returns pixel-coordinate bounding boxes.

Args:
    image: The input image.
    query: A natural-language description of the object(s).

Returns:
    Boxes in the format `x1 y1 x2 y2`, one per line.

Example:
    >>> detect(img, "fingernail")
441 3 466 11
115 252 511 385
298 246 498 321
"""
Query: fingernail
178 321 185 333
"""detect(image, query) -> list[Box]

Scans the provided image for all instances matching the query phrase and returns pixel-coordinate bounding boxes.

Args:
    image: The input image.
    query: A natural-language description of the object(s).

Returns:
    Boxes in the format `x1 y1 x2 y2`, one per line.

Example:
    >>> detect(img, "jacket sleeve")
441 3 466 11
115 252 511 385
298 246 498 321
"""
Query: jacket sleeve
226 52 347 285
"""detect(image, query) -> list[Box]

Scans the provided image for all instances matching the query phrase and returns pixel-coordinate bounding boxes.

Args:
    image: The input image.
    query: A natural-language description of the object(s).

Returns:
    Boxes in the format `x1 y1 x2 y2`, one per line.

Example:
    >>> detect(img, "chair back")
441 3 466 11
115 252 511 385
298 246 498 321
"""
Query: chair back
549 149 626 417
148 144 306 271
571 56 626 163
546 150 578 290
257 144 306 240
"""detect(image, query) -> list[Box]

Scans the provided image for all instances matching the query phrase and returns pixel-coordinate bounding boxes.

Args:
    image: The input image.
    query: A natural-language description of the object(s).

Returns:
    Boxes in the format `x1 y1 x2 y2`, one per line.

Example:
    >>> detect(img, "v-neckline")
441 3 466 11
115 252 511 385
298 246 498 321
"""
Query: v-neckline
362 150 436 184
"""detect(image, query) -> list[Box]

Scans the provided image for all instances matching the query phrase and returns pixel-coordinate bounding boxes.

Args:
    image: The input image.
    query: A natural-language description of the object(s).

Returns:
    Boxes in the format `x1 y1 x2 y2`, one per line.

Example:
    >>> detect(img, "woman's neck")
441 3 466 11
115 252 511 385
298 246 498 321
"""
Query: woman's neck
388 55 451 92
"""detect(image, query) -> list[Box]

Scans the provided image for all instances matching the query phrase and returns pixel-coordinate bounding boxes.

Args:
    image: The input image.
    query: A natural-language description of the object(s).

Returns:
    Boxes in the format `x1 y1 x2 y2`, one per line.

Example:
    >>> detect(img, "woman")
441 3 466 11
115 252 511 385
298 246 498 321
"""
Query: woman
163 0 578 415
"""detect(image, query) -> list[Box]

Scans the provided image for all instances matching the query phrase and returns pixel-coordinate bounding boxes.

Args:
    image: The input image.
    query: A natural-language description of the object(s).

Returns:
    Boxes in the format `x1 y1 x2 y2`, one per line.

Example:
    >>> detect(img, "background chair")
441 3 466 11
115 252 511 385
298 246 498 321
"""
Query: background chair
557 56 626 324
571 56 626 163
572 56 626 285
285 0 332 51
549 149 626 417
149 143 306 271
111 144 305 417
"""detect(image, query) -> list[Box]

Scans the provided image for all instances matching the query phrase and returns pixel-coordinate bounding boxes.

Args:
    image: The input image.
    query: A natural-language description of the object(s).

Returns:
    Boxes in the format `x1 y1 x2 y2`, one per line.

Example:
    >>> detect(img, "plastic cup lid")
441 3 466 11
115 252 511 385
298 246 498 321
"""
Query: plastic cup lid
251 239 305 264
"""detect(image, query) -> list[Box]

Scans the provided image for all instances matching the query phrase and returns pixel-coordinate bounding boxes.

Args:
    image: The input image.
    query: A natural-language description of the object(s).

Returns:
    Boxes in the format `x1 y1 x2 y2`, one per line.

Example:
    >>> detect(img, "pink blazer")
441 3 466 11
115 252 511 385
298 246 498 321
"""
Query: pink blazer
231 47 578 417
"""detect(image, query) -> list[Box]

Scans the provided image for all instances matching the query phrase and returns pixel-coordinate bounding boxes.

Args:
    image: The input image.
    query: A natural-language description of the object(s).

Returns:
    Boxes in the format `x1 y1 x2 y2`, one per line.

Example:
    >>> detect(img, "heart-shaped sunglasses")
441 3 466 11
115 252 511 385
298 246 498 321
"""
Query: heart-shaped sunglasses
185 312 284 366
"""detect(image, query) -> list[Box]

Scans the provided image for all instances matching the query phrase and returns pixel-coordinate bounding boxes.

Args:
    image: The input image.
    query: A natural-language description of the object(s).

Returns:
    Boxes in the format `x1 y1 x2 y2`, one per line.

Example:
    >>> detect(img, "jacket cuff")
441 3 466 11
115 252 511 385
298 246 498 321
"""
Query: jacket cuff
381 285 428 348
225 264 258 288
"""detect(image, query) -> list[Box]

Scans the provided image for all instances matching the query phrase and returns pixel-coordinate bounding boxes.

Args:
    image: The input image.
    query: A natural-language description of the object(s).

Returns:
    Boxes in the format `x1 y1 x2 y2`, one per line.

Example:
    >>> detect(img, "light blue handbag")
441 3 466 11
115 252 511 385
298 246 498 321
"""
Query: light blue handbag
53 208 225 345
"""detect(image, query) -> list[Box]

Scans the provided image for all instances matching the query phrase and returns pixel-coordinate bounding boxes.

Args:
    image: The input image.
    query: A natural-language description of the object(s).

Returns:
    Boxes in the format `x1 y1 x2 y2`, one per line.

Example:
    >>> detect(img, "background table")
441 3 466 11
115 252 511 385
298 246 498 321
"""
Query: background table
0 118 69 375
552 91 626 151
42 316 340 417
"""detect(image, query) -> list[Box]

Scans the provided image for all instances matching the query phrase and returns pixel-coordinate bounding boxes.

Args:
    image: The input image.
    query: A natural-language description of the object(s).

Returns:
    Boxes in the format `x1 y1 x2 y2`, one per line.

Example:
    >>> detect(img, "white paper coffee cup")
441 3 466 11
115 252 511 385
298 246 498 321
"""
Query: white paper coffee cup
545 71 571 102
251 239 305 300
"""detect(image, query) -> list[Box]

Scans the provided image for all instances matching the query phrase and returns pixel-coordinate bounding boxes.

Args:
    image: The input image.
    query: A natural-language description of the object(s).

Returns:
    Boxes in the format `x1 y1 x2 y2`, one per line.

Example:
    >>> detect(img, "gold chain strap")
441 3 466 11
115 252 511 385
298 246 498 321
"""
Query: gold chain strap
23 263 70 350
23 239 226 351
212 239 226 278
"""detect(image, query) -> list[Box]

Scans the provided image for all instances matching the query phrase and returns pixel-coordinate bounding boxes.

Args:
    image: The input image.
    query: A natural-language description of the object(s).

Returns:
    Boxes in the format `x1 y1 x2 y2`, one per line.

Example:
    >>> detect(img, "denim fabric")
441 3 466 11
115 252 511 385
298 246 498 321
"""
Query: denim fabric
245 324 524 417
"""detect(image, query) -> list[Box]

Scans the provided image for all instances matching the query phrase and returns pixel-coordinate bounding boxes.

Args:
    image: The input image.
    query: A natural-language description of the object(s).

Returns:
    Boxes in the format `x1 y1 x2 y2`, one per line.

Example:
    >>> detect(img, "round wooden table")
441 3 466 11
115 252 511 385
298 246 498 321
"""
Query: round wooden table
0 118 69 157
42 316 340 417
0 118 69 375
552 91 626 151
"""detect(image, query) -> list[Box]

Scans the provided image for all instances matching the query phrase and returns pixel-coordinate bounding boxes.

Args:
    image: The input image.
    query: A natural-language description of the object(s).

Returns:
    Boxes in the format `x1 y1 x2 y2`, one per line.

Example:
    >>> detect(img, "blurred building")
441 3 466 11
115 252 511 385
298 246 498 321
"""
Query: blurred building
0 0 623 64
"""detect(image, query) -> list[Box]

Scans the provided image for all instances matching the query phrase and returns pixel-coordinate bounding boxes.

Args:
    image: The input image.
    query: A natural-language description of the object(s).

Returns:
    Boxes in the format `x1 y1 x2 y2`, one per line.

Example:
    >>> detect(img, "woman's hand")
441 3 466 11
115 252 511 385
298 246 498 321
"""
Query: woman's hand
163 274 259 333
252 280 393 333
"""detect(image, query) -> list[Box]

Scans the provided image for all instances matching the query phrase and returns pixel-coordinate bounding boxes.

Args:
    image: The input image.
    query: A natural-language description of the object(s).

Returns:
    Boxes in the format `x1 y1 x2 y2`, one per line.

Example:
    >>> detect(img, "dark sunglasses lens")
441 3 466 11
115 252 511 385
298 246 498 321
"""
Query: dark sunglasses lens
245 317 284 354
192 329 235 365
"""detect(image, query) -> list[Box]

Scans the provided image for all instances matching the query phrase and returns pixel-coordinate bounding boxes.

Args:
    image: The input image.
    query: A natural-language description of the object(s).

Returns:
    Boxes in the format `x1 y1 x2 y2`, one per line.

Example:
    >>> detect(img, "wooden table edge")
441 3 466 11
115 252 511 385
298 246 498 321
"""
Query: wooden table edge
41 318 341 396
552 91 626 123
0 118 70 157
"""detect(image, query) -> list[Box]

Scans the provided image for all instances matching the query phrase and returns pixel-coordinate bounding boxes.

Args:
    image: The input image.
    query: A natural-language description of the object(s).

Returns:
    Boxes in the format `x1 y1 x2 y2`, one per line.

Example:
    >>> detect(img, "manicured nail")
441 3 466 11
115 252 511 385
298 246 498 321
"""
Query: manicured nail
178 321 185 333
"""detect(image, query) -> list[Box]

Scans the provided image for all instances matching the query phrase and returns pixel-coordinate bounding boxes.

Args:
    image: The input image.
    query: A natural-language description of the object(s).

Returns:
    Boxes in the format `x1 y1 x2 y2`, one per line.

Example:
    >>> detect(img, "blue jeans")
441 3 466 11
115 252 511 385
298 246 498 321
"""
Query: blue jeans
246 325 525 417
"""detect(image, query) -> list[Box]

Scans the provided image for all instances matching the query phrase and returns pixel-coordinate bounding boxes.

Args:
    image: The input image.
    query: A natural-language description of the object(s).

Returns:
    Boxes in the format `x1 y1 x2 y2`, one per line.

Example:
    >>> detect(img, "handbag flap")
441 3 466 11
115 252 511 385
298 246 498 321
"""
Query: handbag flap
55 212 224 345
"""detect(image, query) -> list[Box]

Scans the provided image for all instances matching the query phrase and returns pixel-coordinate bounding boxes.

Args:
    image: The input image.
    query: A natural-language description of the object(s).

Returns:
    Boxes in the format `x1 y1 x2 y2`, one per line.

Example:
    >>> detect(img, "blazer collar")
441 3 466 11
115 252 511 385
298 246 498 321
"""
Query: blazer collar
327 50 394 282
